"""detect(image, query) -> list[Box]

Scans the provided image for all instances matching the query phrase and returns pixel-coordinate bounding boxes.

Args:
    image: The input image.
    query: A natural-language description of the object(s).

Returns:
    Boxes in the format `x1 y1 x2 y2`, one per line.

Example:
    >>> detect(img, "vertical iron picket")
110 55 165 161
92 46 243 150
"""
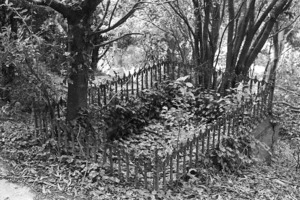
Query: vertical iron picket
176 148 180 182
217 118 221 146
120 77 124 101
117 149 121 179
195 136 199 167
201 130 205 154
163 62 167 80
134 158 139 187
97 88 101 106
183 143 186 173
141 70 144 91
146 68 149 89
162 159 166 191
154 149 159 191
131 73 134 95
136 73 139 97
212 124 216 148
126 76 129 101
159 63 162 83
150 67 153 88
189 139 193 168
169 153 173 184
154 64 158 82
125 150 130 182
143 159 148 190
172 62 175 80
206 128 210 153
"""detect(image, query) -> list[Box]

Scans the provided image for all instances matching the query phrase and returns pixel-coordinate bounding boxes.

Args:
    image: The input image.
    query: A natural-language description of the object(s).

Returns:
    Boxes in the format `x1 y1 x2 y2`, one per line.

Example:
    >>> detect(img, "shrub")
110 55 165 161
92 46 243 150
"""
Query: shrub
208 133 253 173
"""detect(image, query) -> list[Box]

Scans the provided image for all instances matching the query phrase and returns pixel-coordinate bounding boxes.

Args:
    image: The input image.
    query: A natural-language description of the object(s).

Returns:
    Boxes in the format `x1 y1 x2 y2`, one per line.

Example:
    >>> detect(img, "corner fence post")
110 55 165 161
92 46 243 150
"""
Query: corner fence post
268 76 275 115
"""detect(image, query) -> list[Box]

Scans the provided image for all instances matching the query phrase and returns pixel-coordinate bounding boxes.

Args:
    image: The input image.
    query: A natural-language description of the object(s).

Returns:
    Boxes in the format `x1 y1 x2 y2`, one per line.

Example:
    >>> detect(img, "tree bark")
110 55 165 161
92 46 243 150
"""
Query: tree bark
65 15 94 121
220 0 292 94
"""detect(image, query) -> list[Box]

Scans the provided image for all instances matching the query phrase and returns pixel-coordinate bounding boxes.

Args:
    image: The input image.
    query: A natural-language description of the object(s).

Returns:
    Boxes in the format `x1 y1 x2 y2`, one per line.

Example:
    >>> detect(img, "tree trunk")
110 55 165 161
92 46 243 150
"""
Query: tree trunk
66 22 92 121
263 21 286 113
67 67 89 120
0 3 18 103
219 0 292 95
191 0 221 88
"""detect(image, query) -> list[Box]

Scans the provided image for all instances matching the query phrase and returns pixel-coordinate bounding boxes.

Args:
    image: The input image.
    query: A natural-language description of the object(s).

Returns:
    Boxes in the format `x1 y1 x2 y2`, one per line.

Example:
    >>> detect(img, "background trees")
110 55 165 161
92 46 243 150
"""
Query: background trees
167 0 293 92
1 1 300 198
0 0 297 119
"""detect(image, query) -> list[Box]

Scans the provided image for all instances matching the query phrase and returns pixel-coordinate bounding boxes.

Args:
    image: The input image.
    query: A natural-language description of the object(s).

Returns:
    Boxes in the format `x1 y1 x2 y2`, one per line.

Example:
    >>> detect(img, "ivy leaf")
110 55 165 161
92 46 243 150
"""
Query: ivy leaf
176 75 190 82
186 82 193 88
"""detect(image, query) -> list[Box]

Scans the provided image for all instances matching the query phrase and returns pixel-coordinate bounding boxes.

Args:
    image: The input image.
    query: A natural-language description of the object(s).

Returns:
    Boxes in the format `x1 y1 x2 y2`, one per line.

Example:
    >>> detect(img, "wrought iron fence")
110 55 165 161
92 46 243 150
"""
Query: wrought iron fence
32 68 274 191
87 61 222 107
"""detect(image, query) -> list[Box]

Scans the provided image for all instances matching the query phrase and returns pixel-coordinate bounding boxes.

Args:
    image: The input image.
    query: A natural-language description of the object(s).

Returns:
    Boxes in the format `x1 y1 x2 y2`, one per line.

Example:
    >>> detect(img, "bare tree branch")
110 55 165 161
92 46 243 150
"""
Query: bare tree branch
276 86 300 97
168 1 195 37
108 0 120 28
269 14 300 38
93 1 144 35
274 101 300 110
247 0 293 69
26 0 73 18
98 46 110 61
94 1 110 32
93 33 143 47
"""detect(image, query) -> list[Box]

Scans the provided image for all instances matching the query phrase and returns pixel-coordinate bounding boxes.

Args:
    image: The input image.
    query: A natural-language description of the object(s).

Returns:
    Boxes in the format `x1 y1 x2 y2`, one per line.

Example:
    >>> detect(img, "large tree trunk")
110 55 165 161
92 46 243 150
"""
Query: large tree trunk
67 67 89 120
66 21 92 121
0 3 18 103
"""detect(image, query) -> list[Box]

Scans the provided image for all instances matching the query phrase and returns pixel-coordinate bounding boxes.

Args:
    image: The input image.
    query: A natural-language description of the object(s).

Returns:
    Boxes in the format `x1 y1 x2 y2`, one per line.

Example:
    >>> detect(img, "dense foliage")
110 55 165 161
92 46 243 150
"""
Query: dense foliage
0 0 300 199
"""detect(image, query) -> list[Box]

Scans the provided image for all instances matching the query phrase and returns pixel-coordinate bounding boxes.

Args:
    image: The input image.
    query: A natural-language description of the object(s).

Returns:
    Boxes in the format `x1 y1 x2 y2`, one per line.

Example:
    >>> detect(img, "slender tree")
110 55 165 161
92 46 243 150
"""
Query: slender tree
168 0 293 92
225 0 293 89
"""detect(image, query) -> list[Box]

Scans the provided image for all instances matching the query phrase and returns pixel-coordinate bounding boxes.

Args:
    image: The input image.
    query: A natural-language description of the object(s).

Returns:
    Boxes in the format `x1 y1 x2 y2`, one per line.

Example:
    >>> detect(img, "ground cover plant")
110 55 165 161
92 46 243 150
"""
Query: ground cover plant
93 76 257 160
1 57 299 199
1 75 289 199
0 119 300 200
1 68 300 199
0 0 300 199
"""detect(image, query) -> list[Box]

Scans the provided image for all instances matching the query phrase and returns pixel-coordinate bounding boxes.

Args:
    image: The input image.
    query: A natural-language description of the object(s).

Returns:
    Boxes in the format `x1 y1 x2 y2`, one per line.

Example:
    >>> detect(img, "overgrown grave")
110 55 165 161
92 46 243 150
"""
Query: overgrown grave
42 76 270 191
96 76 274 190
28 60 275 192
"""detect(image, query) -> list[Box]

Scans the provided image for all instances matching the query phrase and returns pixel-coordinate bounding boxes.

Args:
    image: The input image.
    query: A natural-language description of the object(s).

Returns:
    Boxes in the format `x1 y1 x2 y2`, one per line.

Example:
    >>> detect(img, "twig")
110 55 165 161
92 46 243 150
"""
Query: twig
76 126 84 156
275 85 300 97
93 33 143 47
81 161 88 186
142 129 160 136
274 101 300 111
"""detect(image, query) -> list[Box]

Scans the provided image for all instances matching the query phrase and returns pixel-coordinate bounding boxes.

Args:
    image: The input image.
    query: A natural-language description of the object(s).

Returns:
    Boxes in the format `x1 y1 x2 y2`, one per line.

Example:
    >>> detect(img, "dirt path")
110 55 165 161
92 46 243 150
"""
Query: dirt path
0 180 35 200
0 160 35 200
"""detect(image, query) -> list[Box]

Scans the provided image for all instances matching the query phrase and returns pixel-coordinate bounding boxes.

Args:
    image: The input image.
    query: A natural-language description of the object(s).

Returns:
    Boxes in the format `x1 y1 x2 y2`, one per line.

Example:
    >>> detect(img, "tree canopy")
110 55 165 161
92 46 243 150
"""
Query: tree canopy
0 0 297 119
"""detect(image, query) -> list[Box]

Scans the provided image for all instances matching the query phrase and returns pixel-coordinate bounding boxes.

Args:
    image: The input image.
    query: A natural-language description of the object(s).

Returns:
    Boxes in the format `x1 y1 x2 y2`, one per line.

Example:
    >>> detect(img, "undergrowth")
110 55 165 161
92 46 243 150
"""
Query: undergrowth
91 76 256 142
0 76 271 199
